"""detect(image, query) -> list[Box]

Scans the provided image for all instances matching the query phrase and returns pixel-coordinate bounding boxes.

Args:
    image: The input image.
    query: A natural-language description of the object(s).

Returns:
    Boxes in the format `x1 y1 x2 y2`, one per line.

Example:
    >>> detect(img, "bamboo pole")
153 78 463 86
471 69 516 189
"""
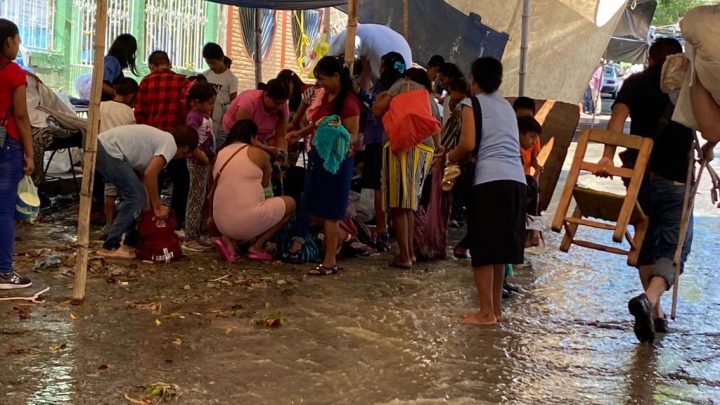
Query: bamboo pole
402 0 409 41
345 0 359 73
254 8 263 85
73 0 108 303
519 0 530 96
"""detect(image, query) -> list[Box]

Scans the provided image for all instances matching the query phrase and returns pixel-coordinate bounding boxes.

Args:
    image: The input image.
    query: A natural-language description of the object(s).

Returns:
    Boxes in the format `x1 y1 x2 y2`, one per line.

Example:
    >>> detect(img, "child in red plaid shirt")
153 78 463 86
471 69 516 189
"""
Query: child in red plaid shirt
134 51 188 131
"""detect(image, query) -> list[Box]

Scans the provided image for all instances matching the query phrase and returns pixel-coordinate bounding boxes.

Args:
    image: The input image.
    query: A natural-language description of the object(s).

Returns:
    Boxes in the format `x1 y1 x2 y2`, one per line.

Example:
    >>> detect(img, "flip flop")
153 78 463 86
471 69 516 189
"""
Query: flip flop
247 249 273 262
308 264 339 276
214 239 236 262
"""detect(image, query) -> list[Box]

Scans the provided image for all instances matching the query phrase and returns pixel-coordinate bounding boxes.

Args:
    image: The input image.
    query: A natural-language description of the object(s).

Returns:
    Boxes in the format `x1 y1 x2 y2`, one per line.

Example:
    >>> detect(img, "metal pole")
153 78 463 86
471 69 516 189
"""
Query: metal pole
519 0 530 96
254 8 262 85
403 0 409 41
73 0 108 303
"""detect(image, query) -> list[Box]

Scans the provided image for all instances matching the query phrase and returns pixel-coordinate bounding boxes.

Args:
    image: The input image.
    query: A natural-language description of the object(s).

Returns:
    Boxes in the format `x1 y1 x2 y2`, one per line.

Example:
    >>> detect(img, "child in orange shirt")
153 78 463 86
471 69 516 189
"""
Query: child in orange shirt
517 116 543 216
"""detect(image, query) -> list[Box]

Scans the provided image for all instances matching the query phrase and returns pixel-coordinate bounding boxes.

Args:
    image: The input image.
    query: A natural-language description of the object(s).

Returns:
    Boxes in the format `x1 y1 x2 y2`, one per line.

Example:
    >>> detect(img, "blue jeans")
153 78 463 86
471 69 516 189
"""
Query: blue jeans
637 175 694 287
96 144 145 250
0 139 24 273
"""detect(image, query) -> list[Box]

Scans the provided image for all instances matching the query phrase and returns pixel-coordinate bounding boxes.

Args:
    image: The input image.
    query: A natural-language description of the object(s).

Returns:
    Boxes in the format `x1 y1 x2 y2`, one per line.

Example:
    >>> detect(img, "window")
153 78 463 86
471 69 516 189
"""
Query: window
292 10 323 71
73 0 134 66
240 8 277 61
145 0 209 71
0 0 54 50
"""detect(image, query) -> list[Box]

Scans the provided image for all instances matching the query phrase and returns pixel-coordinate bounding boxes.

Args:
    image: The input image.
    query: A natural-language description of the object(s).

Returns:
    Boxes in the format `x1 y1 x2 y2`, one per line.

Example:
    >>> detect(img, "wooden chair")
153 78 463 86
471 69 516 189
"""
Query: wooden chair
551 129 653 266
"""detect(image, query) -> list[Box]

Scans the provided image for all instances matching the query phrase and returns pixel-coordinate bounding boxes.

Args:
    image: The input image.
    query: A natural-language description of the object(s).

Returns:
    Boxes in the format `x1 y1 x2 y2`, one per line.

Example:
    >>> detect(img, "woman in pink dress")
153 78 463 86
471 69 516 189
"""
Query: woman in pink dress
212 120 296 261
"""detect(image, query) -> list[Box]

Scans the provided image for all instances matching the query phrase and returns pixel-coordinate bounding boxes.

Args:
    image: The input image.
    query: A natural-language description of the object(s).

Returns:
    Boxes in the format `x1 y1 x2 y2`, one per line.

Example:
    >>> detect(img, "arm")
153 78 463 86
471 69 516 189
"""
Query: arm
447 106 475 164
229 92 237 102
13 85 34 175
102 83 115 99
341 115 360 148
290 101 309 130
596 103 630 177
134 83 147 124
274 116 288 153
143 156 169 218
249 147 272 188
372 92 391 117
192 148 210 165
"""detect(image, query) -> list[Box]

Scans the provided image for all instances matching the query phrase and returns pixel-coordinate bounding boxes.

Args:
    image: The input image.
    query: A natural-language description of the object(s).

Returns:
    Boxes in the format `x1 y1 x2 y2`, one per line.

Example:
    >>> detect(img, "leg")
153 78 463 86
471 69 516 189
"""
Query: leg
691 76 720 143
374 189 387 233
391 208 412 265
0 140 25 274
492 264 505 320
407 210 416 263
322 219 340 267
184 162 208 241
104 195 116 228
251 197 296 253
461 265 497 325
168 158 190 230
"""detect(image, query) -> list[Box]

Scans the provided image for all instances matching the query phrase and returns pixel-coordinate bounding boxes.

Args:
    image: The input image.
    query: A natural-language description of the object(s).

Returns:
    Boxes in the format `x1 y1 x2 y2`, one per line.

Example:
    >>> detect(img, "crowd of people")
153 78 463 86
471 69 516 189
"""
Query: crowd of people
3 16 717 340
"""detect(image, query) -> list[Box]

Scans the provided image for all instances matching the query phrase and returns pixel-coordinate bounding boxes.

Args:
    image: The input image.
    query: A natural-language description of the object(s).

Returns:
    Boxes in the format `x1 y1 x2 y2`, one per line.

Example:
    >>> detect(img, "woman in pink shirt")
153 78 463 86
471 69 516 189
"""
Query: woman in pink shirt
222 79 289 159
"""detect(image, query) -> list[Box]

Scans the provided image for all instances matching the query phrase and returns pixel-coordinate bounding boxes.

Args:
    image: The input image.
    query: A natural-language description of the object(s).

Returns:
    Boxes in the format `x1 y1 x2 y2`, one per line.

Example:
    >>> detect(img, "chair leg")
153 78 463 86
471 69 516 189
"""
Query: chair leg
627 217 649 267
67 148 79 195
44 150 57 178
560 205 582 253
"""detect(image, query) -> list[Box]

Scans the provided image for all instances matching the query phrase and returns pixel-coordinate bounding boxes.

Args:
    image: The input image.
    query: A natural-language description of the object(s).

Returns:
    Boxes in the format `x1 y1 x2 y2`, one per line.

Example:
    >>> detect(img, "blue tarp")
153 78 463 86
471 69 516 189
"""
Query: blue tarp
206 0 347 9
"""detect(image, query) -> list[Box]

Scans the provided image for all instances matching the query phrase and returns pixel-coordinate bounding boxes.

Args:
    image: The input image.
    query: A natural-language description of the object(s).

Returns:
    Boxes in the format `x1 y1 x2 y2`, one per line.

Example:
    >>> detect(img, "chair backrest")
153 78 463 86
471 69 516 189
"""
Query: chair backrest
551 128 653 242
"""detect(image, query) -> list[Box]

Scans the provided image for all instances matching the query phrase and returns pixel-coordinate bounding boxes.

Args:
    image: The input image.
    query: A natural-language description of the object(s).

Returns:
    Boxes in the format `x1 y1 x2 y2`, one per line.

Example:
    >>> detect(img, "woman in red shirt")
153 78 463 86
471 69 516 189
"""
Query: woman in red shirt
0 19 34 289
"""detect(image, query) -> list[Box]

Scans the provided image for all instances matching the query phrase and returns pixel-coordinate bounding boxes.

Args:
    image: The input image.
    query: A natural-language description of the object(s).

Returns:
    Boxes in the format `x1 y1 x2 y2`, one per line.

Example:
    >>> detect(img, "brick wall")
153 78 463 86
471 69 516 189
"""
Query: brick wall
226 9 304 90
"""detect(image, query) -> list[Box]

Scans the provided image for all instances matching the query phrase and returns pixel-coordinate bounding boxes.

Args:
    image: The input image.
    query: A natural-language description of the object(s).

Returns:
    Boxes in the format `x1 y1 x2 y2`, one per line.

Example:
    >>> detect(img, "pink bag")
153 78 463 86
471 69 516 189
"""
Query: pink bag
382 81 441 154
414 163 452 261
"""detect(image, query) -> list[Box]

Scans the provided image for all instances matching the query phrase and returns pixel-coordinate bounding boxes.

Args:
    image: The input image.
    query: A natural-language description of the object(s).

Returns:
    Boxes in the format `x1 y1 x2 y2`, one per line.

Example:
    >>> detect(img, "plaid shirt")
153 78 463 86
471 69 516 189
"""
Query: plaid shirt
134 69 188 132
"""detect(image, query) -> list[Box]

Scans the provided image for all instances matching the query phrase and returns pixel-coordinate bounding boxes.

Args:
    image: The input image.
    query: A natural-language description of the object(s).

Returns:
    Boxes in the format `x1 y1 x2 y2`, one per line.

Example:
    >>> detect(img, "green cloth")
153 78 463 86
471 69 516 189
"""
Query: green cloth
312 115 350 174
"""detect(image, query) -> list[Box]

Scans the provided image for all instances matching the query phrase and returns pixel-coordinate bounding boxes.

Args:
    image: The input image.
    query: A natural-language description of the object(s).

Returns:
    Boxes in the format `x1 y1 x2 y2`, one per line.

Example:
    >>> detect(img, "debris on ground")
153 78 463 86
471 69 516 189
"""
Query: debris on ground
254 303 285 328
125 301 163 314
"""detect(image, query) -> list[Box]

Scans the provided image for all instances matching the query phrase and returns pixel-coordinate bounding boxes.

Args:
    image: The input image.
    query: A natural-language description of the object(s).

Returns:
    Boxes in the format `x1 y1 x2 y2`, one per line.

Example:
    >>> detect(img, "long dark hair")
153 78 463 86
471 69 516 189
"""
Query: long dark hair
225 119 258 148
403 67 433 92
108 33 138 76
276 69 305 112
186 75 216 110
379 52 406 87
313 56 353 116
0 18 19 58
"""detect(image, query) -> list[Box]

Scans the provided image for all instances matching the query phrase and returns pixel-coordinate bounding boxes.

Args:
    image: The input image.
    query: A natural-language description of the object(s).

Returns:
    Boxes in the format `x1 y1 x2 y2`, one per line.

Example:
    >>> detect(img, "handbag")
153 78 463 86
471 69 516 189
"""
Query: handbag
136 210 182 263
203 144 249 236
383 80 441 154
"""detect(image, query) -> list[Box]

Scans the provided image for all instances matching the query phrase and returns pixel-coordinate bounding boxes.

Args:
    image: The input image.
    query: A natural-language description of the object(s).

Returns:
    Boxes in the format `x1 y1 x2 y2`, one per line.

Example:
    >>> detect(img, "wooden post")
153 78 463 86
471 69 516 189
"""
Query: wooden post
254 8 263 85
73 0 108 303
345 0 358 73
403 0 409 41
519 0 530 96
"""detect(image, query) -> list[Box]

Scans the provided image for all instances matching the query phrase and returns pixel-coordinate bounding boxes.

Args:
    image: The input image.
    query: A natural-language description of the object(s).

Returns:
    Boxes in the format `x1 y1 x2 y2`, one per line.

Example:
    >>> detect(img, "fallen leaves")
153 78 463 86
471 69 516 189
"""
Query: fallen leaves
49 343 67 352
253 303 285 329
125 301 163 315
172 338 182 346
155 318 161 327
11 305 32 320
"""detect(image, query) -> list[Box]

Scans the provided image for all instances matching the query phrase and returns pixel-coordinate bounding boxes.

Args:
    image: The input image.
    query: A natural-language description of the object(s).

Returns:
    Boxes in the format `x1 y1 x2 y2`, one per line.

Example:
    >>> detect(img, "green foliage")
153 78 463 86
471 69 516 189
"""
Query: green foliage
652 0 709 26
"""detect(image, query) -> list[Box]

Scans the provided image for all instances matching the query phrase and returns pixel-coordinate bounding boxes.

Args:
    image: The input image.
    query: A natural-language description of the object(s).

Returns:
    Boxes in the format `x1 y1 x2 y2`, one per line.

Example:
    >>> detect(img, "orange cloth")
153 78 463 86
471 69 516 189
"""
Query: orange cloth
521 137 541 175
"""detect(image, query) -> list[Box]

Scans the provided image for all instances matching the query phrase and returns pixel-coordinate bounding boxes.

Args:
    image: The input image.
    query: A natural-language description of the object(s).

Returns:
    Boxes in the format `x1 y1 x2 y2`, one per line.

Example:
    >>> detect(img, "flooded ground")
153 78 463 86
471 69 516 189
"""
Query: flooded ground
2 116 720 404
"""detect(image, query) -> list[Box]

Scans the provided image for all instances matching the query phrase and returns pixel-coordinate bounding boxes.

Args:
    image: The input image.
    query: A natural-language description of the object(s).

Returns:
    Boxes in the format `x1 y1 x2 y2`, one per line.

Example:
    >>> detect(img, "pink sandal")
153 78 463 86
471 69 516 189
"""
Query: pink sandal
247 249 273 262
214 239 236 262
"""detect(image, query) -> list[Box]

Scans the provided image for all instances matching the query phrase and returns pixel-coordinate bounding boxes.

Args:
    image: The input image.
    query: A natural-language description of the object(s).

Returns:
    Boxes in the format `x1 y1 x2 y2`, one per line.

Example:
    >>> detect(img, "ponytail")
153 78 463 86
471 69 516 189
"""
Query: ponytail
314 56 354 116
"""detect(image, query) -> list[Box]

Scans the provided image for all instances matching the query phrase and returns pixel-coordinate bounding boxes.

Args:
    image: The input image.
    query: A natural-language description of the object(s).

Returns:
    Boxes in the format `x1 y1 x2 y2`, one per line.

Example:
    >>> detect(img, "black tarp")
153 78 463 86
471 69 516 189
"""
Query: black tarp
207 0 346 9
605 0 657 63
338 1 509 70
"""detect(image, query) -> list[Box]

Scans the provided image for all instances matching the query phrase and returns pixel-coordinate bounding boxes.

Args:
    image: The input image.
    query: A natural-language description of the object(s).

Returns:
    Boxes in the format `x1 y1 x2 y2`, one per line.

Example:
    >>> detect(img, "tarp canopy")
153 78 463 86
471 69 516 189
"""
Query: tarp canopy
340 0 629 104
207 0 347 9
605 0 657 63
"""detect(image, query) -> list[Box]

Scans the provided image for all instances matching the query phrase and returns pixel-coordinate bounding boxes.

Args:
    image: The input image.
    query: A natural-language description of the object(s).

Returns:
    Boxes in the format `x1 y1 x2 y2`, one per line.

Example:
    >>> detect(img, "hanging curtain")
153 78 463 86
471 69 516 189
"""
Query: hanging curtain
239 7 277 61
292 9 323 70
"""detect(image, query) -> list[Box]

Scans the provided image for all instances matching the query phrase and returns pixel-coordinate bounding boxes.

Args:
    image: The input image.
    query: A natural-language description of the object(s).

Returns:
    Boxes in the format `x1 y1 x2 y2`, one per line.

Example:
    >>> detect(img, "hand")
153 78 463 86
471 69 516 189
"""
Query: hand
154 204 170 219
286 130 303 143
701 141 716 163
23 154 34 175
594 156 615 178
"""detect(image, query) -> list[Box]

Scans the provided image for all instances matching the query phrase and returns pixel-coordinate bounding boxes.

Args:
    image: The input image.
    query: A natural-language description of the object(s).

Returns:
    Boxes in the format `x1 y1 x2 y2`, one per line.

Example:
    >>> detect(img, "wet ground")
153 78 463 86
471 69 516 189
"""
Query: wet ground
2 114 720 404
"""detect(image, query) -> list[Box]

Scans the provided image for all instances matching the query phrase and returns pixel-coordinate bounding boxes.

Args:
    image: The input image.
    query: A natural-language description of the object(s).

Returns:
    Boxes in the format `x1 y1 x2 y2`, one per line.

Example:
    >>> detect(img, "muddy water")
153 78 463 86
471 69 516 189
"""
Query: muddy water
2 144 720 404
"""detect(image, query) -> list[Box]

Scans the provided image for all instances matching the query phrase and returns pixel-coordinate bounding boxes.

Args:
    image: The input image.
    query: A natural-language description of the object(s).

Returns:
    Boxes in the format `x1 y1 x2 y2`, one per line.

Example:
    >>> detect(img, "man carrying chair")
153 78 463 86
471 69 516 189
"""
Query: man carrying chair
595 38 702 344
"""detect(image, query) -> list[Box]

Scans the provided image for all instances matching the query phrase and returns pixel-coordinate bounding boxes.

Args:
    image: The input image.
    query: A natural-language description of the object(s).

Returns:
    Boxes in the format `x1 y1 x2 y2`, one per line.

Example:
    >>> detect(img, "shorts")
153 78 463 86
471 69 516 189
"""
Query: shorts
361 143 383 190
637 175 693 287
467 180 527 267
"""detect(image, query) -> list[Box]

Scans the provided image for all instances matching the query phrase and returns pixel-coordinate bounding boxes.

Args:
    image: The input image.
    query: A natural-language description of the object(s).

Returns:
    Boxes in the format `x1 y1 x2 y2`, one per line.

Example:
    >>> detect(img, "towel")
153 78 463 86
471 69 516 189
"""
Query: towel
311 115 350 174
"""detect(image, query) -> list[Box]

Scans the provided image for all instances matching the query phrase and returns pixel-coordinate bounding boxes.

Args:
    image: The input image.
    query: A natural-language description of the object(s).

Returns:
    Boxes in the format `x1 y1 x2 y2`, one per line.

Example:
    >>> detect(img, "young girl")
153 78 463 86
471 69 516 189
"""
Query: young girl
0 18 34 289
102 34 138 101
202 43 238 148
183 77 217 252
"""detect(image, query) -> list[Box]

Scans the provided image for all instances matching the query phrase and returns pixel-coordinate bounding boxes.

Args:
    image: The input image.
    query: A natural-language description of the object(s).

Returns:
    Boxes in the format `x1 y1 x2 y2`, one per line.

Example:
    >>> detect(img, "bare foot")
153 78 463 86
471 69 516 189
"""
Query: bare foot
460 311 497 326
495 315 504 323
98 245 136 260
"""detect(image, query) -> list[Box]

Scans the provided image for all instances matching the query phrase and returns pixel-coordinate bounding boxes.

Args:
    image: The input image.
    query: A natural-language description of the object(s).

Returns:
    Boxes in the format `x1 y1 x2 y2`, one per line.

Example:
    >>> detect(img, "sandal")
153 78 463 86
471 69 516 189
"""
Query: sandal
308 264 339 276
282 237 305 264
248 249 273 262
214 239 237 262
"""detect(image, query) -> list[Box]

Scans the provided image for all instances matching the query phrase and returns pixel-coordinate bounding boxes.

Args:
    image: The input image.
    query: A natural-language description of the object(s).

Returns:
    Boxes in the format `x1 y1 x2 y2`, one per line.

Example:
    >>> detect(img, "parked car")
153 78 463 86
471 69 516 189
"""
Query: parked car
601 64 623 99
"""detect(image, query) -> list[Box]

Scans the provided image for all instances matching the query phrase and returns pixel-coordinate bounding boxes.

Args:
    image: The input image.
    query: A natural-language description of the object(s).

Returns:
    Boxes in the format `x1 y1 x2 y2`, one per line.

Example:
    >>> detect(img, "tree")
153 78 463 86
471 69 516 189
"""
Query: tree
652 0 710 26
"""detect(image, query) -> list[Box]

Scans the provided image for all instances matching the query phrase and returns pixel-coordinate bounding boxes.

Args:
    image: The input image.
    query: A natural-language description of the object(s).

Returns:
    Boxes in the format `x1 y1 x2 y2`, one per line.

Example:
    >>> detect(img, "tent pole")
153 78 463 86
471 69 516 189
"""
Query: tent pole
73 0 108 303
519 0 530 96
254 8 262 85
403 0 409 40
345 0 358 73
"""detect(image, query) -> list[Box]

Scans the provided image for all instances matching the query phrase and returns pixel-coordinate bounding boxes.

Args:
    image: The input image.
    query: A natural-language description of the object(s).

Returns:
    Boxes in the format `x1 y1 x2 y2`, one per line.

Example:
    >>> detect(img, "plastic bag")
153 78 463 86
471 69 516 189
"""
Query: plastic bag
16 175 40 222
414 164 451 261
383 82 441 154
